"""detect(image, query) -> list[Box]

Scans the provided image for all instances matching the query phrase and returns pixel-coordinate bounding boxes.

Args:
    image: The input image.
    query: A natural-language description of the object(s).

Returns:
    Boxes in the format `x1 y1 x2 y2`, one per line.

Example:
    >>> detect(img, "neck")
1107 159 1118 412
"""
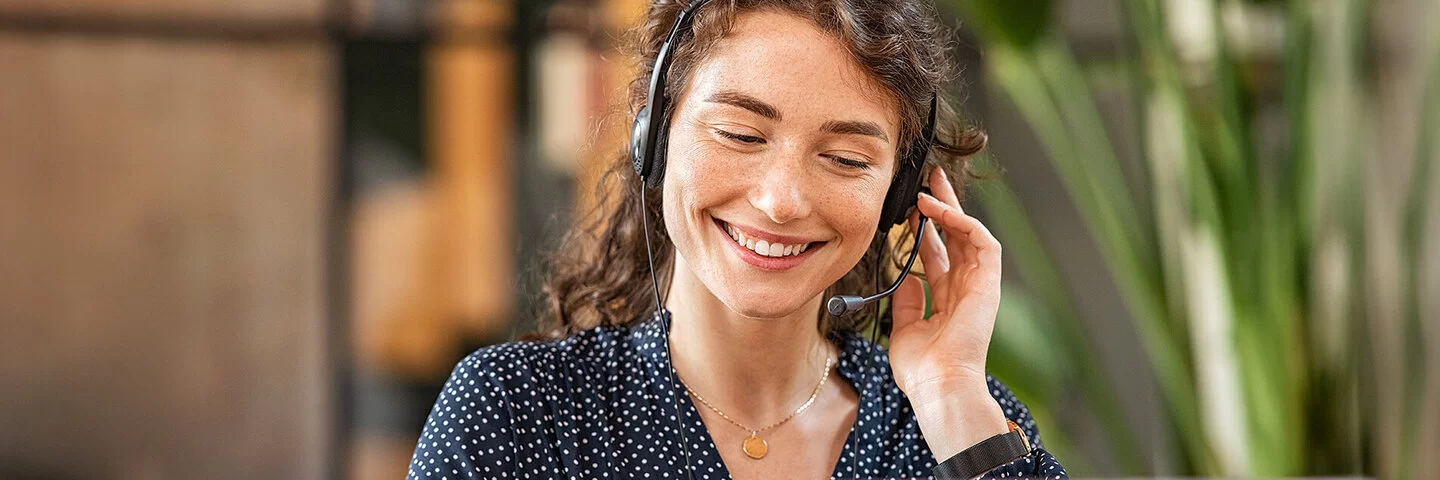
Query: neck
663 253 836 426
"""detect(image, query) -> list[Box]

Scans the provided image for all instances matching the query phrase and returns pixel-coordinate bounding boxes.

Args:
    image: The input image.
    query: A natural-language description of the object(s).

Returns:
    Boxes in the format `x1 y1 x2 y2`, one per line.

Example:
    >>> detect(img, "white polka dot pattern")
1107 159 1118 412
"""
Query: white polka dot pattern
407 317 1068 479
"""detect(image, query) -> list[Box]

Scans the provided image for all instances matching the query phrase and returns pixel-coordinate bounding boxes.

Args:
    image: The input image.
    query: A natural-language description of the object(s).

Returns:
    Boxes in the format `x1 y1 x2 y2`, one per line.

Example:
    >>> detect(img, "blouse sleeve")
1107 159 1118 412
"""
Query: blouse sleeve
973 375 1068 479
406 350 521 480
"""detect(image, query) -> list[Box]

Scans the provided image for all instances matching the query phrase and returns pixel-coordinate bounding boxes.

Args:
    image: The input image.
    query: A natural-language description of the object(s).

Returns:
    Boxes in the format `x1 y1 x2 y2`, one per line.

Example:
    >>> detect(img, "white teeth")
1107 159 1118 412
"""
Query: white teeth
723 222 812 257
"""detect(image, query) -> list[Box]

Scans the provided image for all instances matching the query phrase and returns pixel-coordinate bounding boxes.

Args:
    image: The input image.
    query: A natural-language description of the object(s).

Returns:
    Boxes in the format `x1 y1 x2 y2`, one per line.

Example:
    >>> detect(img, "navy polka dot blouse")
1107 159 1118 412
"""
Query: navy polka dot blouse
408 316 1068 479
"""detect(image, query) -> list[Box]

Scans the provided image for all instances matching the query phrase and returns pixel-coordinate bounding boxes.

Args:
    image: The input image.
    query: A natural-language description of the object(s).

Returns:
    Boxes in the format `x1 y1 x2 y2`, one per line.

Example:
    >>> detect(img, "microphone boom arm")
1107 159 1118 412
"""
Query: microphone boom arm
827 215 929 317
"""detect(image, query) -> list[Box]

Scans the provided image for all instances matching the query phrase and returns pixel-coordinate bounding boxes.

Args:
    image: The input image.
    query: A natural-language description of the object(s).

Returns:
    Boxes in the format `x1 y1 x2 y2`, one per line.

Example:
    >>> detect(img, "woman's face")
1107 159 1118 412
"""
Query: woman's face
662 10 901 319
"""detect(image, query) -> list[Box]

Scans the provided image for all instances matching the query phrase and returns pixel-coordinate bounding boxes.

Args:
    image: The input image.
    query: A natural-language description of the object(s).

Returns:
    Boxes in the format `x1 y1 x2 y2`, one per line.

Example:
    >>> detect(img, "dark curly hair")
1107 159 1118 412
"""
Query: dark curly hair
534 0 986 342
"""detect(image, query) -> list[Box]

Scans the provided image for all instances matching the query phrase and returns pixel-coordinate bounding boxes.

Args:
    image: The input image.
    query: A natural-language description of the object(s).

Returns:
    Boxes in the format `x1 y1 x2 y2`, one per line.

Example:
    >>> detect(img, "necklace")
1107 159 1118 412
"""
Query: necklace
682 356 834 460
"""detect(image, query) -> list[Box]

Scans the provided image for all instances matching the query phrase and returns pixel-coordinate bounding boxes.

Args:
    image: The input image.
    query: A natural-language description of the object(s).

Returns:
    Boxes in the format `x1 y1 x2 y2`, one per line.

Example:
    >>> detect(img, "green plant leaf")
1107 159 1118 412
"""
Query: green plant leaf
951 0 1055 49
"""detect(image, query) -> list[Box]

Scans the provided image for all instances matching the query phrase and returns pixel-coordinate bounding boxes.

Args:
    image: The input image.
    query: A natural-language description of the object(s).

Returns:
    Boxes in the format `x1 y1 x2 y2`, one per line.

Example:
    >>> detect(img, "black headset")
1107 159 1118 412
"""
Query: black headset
629 1 938 478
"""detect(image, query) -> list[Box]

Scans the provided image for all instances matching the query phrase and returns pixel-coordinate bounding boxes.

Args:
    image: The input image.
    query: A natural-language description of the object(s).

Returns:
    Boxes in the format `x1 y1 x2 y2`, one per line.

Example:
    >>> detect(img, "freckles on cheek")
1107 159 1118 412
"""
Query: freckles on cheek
688 146 738 179
684 149 749 203
824 182 886 238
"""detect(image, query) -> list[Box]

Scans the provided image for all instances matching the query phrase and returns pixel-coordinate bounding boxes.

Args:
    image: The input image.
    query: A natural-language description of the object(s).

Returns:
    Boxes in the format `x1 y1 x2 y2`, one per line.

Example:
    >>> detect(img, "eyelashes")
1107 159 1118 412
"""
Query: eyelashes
714 129 764 145
823 155 871 170
713 129 872 170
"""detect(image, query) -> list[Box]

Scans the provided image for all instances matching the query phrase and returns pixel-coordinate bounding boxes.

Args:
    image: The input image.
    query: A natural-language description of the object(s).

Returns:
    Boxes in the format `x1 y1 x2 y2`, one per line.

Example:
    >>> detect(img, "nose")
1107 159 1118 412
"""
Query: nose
748 149 812 224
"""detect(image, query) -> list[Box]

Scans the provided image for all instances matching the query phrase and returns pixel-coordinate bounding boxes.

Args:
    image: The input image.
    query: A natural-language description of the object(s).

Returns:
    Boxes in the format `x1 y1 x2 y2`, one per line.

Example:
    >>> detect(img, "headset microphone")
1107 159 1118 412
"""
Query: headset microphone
826 215 928 318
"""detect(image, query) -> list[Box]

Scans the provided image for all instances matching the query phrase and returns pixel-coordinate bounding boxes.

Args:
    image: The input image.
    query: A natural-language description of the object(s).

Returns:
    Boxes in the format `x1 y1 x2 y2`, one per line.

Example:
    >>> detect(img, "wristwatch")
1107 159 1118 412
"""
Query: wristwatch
931 420 1032 479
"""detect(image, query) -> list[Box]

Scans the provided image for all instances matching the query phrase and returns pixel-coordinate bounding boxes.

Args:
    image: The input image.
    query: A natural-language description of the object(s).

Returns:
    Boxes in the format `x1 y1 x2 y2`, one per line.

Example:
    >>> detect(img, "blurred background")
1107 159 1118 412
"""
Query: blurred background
0 0 1435 478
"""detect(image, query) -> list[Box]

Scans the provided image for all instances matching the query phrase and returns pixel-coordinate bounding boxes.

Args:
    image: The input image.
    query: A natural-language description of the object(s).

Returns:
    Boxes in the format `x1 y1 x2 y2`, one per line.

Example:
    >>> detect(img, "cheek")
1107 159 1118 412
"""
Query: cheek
663 138 748 213
659 138 744 254
822 182 888 258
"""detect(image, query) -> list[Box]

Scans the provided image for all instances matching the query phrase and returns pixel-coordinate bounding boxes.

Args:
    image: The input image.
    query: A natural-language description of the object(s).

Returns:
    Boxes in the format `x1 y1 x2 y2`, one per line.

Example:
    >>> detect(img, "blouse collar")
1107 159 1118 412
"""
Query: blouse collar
627 309 882 392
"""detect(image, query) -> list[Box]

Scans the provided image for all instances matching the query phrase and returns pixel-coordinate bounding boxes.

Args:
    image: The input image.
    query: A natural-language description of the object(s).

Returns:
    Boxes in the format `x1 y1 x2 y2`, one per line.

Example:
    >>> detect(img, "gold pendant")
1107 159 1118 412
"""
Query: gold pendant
741 433 768 459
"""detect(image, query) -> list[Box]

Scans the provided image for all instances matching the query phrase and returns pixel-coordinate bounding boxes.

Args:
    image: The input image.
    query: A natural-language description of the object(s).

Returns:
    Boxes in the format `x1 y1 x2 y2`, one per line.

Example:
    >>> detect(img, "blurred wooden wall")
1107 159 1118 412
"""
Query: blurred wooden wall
0 2 335 479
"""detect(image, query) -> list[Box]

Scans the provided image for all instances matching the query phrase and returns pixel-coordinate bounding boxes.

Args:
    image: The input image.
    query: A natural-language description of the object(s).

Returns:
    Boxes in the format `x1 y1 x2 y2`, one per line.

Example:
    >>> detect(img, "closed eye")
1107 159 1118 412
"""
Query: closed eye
824 154 871 170
715 129 765 145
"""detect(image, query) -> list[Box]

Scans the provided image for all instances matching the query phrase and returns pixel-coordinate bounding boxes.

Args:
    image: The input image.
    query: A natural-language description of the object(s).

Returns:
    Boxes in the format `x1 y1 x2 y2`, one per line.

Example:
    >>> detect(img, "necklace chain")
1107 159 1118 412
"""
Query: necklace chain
682 356 833 435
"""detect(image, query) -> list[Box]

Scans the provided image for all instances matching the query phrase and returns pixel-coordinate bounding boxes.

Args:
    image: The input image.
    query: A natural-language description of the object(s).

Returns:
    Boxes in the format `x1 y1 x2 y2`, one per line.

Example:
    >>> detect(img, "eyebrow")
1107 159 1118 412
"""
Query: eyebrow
705 90 782 120
820 119 889 142
703 89 889 142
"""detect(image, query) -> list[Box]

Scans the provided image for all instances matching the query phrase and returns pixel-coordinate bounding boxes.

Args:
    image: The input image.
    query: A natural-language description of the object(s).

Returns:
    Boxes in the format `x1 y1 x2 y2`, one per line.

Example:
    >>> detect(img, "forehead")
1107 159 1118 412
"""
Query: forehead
680 10 899 131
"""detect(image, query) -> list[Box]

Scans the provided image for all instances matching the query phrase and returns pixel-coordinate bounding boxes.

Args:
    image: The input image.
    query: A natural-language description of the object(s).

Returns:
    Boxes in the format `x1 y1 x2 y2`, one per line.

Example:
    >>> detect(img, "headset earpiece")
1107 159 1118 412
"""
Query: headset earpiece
875 94 939 231
631 0 710 188
629 103 669 188
631 105 653 178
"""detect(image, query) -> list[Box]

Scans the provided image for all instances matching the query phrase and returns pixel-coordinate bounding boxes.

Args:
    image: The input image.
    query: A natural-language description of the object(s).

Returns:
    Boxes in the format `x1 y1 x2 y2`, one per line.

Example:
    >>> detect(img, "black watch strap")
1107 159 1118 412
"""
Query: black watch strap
931 421 1031 479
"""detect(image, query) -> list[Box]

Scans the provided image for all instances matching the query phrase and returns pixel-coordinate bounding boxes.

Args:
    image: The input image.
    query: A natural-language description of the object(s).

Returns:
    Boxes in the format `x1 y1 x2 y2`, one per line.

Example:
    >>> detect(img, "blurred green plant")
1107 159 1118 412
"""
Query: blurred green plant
946 0 1439 476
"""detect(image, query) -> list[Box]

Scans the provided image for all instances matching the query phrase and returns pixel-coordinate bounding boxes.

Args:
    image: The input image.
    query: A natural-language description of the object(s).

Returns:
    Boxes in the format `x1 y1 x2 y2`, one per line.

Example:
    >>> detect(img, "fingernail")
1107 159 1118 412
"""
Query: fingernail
918 192 942 207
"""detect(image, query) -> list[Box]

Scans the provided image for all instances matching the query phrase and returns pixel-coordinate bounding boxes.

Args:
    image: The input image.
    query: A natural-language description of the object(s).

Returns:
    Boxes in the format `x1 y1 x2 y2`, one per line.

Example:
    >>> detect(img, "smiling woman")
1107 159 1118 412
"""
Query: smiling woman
407 1 1067 479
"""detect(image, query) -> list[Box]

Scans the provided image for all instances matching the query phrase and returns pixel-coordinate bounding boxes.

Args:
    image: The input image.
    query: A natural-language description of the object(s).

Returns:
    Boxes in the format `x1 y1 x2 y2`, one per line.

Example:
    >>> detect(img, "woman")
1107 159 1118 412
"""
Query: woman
409 0 1068 478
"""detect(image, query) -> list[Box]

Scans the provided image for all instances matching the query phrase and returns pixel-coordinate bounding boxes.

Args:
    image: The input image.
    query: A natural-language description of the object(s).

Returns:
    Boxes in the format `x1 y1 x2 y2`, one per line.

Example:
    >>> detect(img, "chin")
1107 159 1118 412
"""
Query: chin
714 285 818 319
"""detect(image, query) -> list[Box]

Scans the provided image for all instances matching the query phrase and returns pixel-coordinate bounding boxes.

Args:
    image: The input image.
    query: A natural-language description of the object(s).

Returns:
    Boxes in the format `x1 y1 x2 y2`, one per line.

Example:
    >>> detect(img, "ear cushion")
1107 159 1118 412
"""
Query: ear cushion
878 152 925 229
646 114 671 188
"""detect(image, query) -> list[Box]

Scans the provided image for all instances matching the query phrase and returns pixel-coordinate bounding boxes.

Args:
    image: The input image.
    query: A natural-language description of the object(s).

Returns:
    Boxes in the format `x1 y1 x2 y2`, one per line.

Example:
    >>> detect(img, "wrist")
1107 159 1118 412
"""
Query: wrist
931 420 1032 480
907 377 1009 461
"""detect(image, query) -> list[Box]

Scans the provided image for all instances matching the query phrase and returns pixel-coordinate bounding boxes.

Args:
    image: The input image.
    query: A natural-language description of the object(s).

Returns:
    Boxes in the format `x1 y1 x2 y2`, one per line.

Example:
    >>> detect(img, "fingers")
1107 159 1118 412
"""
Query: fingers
928 167 964 212
917 193 998 247
916 192 1003 303
908 211 950 277
922 167 983 266
889 275 927 333
903 211 950 309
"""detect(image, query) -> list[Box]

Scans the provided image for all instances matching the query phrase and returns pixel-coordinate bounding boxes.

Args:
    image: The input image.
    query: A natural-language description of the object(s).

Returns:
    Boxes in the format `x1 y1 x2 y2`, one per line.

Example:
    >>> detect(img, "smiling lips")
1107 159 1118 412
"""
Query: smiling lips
713 218 825 270
724 223 811 257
